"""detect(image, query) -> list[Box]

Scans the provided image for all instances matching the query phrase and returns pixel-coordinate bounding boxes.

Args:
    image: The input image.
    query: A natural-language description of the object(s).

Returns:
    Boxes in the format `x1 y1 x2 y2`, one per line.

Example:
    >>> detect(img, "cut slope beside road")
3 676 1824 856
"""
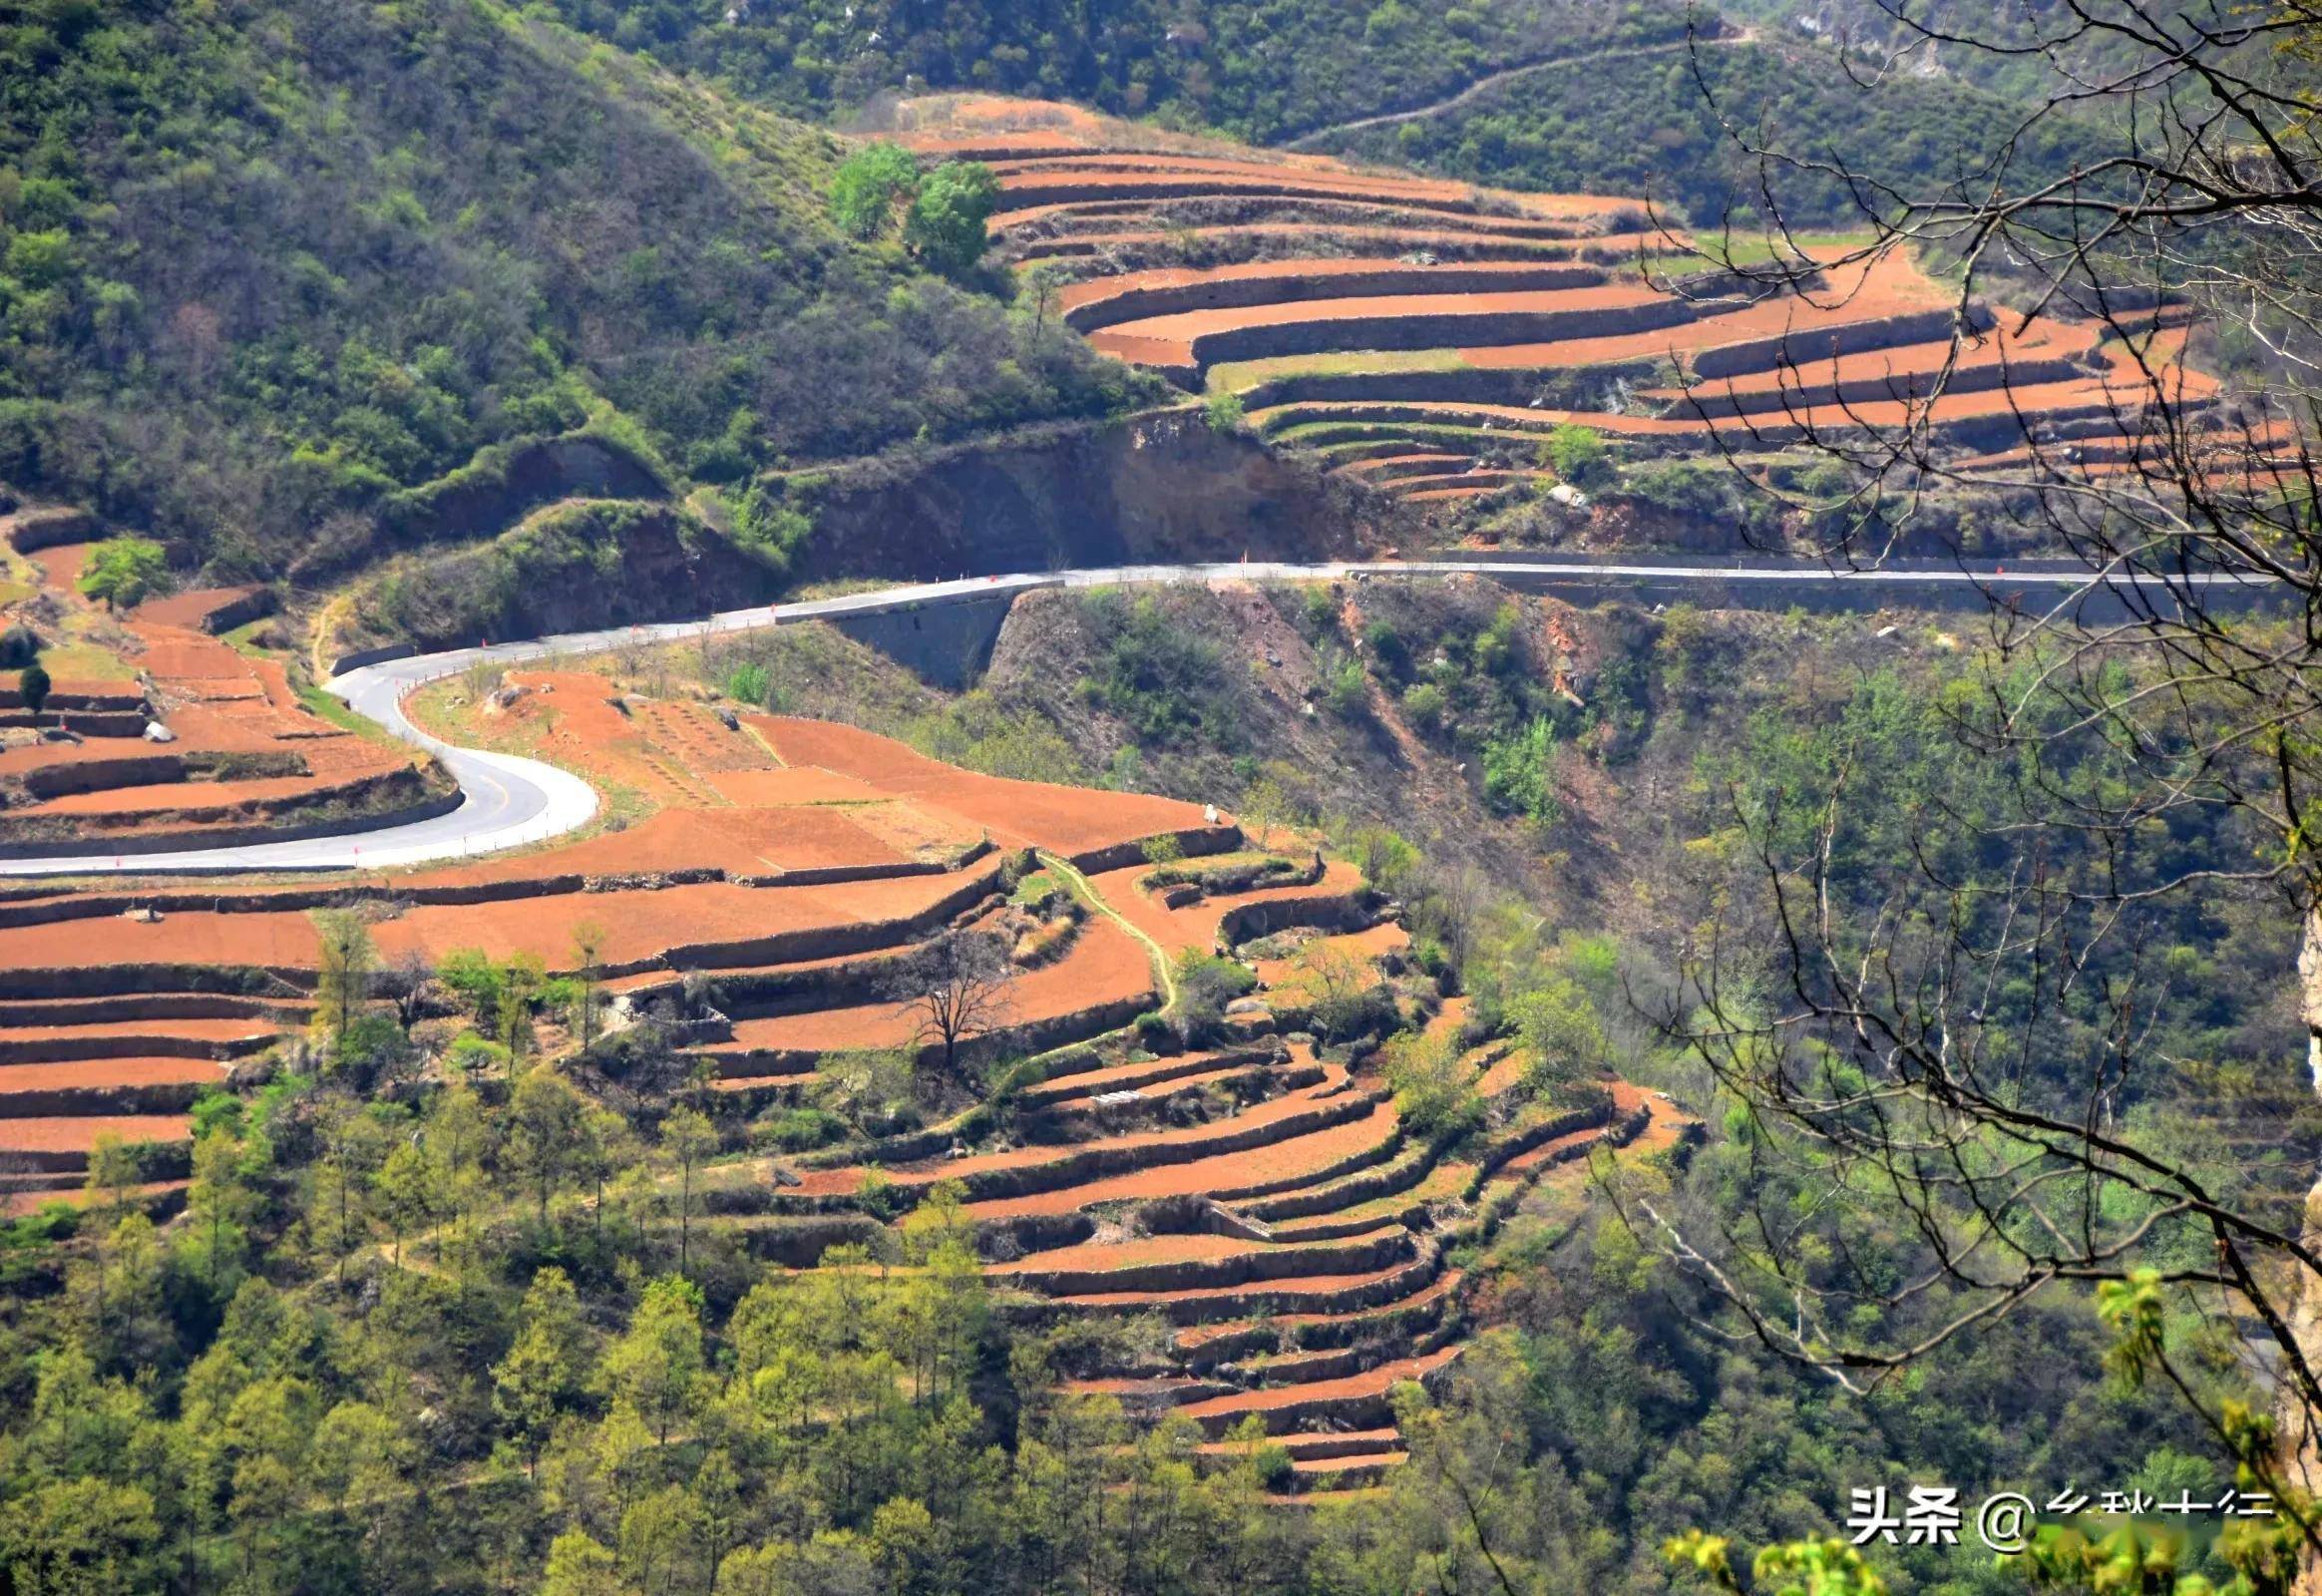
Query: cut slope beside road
0 559 2247 877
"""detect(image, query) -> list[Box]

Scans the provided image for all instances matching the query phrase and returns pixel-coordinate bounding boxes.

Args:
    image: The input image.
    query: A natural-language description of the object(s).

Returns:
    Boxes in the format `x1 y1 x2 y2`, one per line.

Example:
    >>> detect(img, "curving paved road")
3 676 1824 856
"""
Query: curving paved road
1278 27 1754 152
0 558 2252 877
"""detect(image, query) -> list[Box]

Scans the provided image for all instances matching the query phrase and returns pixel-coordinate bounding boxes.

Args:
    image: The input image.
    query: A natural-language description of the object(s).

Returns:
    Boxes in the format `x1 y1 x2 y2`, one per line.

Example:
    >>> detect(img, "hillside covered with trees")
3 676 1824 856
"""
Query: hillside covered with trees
0 0 1155 581
538 0 1702 144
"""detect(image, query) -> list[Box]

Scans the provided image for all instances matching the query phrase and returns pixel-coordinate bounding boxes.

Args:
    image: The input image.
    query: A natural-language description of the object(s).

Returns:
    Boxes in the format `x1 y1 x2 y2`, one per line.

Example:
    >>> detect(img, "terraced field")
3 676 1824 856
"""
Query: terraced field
681 864 1697 1500
900 96 2276 514
0 687 1226 1199
0 513 451 860
0 545 1696 1491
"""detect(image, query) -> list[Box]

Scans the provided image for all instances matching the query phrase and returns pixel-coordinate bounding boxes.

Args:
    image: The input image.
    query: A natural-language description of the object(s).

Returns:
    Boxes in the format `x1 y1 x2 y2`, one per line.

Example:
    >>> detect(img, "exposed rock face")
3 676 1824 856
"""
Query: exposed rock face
293 432 668 583
790 410 1399 582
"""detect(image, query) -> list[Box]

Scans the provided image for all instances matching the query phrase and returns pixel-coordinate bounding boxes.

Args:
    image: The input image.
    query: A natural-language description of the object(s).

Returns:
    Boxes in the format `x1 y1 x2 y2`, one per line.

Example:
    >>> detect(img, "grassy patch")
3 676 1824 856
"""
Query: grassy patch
1210 347 1471 394
36 640 138 681
1627 229 1881 279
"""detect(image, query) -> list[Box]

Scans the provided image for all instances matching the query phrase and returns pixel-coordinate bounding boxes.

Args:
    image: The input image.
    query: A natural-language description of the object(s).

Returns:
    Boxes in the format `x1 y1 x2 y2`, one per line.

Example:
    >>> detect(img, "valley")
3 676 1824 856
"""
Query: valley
0 1 2311 1593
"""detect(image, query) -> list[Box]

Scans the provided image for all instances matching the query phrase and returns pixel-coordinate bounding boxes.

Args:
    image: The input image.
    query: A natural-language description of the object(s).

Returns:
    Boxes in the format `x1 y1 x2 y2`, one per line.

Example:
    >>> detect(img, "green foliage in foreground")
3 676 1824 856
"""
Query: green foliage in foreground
831 146 1000 279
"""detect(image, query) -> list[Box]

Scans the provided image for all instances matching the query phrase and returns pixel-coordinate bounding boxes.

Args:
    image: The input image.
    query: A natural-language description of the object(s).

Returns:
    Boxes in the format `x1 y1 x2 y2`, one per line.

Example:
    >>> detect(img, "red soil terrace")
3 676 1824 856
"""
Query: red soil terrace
892 98 2273 514
0 516 433 852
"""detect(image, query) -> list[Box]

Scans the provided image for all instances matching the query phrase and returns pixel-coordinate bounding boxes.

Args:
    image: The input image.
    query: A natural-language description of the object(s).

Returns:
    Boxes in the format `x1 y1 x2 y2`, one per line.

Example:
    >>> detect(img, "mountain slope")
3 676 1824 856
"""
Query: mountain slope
539 0 1701 145
0 0 1156 581
1315 28 2106 224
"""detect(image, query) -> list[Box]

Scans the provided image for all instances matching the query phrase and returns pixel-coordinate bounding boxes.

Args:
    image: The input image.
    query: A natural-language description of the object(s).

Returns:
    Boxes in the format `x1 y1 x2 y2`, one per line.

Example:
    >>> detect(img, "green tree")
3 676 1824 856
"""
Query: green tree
0 1477 163 1596
540 1530 623 1596
1380 1024 1482 1140
496 952 547 1066
182 1128 255 1298
904 162 1000 275
661 1106 718 1278
311 910 375 1045
570 921 607 1050
436 948 506 1023
619 1483 703 1595
18 662 50 721
495 1267 586 1476
1240 774 1289 848
1506 973 1606 1092
600 1275 707 1446
305 1101 385 1290
371 1139 430 1268
74 537 169 612
80 1131 139 1225
307 1401 407 1512
830 142 920 238
506 1065 587 1225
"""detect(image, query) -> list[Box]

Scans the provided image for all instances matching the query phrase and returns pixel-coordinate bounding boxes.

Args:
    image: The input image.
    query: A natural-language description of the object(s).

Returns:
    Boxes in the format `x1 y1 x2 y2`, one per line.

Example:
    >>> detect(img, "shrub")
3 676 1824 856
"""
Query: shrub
1410 937 1450 979
17 663 49 719
447 1032 512 1078
1083 593 1244 749
1544 423 1616 490
1624 459 1738 520
856 1169 905 1222
1203 388 1246 433
0 623 38 669
1402 680 1448 732
1133 1011 1179 1053
1253 1444 1295 1491
1011 870 1067 912
1141 834 1185 867
1317 646 1368 719
755 1106 848 1153
1481 715 1560 831
1361 618 1406 672
723 661 770 705
1173 951 1259 1042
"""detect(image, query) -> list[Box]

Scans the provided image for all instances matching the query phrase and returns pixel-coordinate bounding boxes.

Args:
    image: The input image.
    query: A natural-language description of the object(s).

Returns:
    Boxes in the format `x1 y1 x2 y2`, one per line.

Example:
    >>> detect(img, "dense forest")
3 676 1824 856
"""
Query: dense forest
535 0 1700 145
1318 33 2108 225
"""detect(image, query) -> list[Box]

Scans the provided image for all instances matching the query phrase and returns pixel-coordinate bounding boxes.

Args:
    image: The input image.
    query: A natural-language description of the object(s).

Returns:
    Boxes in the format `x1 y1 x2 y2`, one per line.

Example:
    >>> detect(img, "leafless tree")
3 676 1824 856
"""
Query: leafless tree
380 949 436 1032
894 931 1017 1076
1613 0 2322 1565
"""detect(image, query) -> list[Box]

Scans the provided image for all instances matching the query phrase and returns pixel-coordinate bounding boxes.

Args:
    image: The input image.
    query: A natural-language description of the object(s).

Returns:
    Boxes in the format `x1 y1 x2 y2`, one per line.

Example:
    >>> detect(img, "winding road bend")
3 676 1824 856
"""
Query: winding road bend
1278 27 1755 152
0 557 2253 877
